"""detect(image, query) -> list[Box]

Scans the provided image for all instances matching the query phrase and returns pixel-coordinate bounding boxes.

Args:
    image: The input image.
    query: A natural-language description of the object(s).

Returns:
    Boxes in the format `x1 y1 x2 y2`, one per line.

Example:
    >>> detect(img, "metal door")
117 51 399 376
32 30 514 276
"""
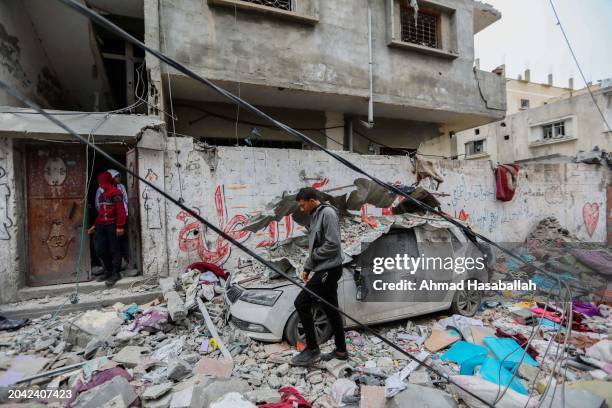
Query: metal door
26 145 90 286
126 148 142 272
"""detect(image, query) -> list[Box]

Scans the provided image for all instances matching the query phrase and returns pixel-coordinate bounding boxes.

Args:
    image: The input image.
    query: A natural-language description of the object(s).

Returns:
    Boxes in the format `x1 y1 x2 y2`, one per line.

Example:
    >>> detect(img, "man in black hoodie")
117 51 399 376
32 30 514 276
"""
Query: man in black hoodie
292 187 347 366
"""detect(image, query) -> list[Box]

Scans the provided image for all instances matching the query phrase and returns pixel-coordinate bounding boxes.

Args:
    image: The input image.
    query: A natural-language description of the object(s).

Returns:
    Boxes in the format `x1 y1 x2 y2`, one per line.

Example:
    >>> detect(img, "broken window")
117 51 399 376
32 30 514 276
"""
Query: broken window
241 0 293 11
542 121 566 140
465 139 485 156
520 99 530 109
400 4 440 49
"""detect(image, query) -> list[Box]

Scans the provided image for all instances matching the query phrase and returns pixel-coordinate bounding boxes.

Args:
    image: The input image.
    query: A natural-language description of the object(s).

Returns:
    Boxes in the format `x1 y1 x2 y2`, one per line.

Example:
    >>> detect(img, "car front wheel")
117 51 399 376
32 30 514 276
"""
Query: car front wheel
284 304 333 346
451 282 482 316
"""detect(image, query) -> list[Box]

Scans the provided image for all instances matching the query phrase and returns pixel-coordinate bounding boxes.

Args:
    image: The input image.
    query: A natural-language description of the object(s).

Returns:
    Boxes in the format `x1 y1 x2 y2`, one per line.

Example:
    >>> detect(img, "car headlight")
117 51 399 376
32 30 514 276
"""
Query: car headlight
239 289 282 306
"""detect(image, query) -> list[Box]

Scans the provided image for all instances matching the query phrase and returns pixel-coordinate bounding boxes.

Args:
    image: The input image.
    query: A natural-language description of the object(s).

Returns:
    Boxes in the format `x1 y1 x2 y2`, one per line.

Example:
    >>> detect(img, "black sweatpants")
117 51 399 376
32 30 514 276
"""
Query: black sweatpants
94 224 121 277
294 266 346 352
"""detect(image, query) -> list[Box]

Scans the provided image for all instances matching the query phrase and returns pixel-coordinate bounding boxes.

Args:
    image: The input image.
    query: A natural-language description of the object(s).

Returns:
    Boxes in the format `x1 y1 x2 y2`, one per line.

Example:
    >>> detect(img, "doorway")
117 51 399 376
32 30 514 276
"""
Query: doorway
25 143 141 286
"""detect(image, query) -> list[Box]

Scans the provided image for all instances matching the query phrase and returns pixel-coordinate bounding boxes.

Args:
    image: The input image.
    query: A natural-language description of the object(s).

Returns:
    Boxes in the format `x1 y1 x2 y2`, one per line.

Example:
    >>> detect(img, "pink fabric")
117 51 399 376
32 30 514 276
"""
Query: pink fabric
258 386 312 408
69 366 132 406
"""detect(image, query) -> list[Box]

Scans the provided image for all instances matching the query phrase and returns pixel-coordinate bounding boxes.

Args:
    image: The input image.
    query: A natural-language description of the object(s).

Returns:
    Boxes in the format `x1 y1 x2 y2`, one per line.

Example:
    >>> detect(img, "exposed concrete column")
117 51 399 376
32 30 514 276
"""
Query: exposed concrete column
324 112 344 151
137 129 170 277
144 0 166 120
0 137 24 303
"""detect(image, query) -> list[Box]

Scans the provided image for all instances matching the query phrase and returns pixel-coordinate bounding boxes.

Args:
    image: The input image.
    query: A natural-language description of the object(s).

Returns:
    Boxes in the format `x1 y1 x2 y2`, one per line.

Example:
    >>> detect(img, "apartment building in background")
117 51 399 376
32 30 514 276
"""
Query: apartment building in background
457 69 611 163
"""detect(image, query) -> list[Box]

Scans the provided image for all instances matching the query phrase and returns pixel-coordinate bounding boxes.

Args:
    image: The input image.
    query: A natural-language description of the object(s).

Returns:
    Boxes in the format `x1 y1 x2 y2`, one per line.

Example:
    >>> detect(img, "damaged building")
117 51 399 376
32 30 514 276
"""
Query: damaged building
0 0 609 307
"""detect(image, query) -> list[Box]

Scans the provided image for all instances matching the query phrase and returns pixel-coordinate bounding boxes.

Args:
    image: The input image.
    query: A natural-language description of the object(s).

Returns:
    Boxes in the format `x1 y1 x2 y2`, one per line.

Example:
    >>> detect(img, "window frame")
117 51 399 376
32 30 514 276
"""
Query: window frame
528 115 577 147
207 0 319 25
465 139 486 157
399 5 442 50
386 0 458 59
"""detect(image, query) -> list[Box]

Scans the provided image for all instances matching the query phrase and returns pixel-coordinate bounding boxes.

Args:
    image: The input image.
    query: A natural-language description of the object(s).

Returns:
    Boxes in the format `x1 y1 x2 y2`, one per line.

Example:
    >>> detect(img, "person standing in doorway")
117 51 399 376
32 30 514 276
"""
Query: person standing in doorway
292 187 347 366
88 171 126 287
108 169 129 268
95 169 129 269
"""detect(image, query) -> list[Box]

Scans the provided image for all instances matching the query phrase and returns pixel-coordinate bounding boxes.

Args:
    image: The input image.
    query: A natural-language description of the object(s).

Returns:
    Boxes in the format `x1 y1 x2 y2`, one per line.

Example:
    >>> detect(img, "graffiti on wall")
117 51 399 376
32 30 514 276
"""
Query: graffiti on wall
0 140 14 240
177 186 251 265
582 202 599 237
142 169 162 230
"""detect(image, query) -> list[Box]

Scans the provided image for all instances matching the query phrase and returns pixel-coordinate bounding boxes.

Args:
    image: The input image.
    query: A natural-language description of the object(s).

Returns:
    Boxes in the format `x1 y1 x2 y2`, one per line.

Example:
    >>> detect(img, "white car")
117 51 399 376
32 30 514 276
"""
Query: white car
225 219 490 345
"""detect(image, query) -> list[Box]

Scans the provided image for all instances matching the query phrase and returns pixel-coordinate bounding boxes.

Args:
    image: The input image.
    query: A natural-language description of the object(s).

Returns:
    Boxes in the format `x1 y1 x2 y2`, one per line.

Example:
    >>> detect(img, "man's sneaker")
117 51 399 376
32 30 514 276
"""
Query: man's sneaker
291 348 321 366
321 350 349 362
105 274 121 287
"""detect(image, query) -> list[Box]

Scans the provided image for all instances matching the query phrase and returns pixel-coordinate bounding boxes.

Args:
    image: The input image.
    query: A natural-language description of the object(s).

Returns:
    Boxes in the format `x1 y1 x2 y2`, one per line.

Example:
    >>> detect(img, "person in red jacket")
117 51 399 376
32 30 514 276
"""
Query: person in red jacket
88 171 126 287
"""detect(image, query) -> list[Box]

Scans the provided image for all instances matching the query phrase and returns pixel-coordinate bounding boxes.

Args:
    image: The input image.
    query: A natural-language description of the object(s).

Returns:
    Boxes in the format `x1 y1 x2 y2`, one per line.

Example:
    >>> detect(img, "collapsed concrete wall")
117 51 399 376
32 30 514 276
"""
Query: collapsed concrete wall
152 141 610 275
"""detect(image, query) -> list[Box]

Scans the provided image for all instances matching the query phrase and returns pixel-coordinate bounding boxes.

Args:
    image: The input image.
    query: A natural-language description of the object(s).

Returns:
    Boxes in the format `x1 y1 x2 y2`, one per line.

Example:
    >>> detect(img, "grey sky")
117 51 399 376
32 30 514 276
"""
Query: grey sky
475 0 612 88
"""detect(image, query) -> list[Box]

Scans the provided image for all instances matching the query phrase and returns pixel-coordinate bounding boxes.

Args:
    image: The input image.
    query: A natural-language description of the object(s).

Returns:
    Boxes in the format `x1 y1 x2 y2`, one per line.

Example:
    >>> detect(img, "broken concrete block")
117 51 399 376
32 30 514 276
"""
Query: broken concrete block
210 392 256 408
324 359 352 379
84 338 108 359
159 277 177 294
170 385 203 408
72 376 137 408
34 337 55 352
0 355 50 386
167 358 192 381
199 378 251 408
245 388 281 404
113 346 149 368
165 291 187 322
387 384 457 408
408 370 432 386
64 310 123 347
142 382 174 400
193 357 233 378
101 394 128 408
360 385 386 408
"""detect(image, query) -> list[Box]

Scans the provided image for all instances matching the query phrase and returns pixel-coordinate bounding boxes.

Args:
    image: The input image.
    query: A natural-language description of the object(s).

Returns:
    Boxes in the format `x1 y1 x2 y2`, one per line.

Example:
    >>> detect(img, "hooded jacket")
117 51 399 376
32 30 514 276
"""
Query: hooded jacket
303 203 343 273
95 171 127 227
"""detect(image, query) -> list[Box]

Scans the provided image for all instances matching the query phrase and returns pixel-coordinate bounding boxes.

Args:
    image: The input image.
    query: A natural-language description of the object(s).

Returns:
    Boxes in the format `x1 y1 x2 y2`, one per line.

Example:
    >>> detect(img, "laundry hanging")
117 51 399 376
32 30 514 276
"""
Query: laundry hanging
494 164 520 201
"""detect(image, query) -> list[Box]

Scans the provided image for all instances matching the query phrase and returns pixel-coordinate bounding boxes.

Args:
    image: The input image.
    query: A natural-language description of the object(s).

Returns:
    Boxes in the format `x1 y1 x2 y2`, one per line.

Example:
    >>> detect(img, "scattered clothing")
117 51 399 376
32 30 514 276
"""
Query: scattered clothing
187 261 229 280
495 164 520 202
495 328 539 360
0 316 29 331
570 249 612 276
258 386 312 408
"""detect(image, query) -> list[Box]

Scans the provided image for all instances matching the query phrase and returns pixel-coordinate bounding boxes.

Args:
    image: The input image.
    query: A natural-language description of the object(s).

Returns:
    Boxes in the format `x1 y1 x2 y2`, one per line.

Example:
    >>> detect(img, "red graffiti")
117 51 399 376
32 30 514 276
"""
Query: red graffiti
458 209 470 222
256 215 294 248
177 186 251 265
311 178 329 189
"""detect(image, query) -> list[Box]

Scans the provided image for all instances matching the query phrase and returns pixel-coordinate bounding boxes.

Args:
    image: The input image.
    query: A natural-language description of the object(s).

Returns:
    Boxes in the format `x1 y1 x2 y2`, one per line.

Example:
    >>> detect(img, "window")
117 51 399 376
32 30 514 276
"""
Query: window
379 147 416 156
400 5 440 49
465 139 485 156
542 121 566 140
520 99 530 109
475 129 480 135
241 0 292 10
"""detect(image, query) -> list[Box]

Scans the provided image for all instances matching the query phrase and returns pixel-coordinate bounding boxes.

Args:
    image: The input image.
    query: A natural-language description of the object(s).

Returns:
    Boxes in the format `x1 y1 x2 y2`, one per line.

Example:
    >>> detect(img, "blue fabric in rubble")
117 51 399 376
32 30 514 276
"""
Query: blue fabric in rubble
478 357 529 395
483 336 537 371
440 341 488 375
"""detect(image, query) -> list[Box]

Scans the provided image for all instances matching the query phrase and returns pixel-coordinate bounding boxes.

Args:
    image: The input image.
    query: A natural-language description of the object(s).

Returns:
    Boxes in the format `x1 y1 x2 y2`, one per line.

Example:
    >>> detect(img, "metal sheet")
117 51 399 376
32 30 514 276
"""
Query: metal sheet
26 145 90 286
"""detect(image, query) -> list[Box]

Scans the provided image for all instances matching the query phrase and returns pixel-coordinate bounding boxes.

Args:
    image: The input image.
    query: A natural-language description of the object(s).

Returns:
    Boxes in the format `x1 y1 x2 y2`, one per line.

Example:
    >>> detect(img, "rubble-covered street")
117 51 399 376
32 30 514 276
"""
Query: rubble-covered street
0 216 610 408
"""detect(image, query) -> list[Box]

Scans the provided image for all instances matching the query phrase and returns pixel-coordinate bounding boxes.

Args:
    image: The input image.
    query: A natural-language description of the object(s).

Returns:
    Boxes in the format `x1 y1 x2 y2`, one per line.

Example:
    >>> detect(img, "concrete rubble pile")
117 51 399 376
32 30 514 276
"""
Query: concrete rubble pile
0 216 610 407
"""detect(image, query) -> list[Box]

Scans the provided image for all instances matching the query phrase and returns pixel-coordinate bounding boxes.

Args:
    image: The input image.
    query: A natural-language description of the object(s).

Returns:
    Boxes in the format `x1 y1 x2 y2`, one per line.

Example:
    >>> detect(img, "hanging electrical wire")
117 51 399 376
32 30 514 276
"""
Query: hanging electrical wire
549 0 611 133
0 78 501 408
